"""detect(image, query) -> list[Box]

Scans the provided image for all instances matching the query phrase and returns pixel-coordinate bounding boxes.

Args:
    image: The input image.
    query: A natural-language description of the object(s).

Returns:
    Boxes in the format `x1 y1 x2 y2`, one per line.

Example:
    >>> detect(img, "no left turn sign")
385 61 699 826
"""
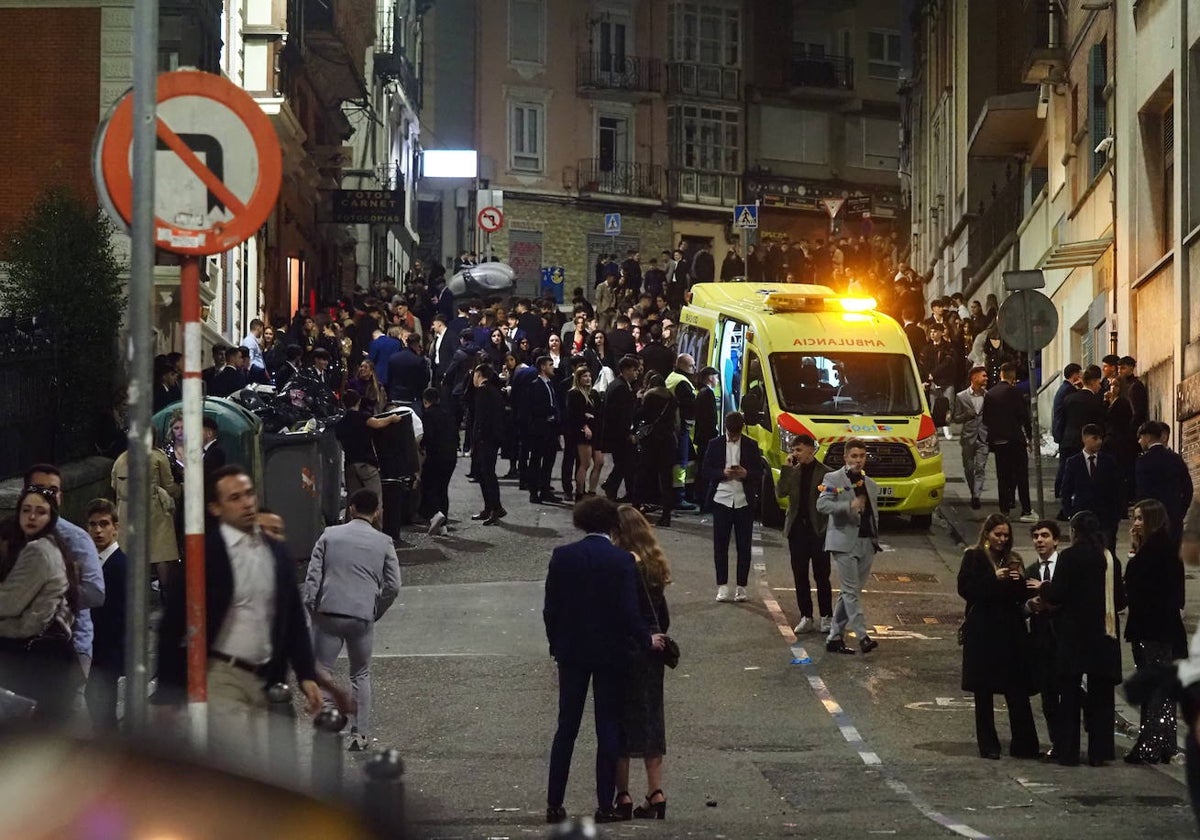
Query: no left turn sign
477 205 503 233
97 70 282 256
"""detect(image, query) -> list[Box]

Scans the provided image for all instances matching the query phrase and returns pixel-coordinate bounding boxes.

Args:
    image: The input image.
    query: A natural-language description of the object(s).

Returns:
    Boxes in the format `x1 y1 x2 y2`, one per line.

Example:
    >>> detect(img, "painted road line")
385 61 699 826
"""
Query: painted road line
752 525 994 840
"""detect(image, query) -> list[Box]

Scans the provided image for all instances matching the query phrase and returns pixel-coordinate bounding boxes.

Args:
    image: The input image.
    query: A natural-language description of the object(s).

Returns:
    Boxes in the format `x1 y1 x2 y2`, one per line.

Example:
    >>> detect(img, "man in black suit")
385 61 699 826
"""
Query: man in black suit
202 417 227 477
153 465 322 773
620 249 642 298
209 346 248 397
692 245 715 285
527 355 564 504
516 299 546 352
1052 363 1083 503
1060 424 1122 553
606 315 636 360
469 364 507 524
427 314 455 388
1136 420 1195 543
1119 356 1150 431
84 498 127 733
901 307 927 357
543 497 664 825
638 323 675 381
386 334 431 408
275 344 303 390
1060 365 1107 471
420 388 459 535
600 357 640 501
201 345 227 393
1024 520 1062 760
981 362 1034 521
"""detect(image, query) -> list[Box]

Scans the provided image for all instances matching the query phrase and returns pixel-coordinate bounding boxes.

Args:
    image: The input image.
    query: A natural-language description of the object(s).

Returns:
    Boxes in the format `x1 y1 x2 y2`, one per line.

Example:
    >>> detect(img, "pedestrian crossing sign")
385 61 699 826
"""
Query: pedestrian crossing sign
734 204 758 229
604 213 621 235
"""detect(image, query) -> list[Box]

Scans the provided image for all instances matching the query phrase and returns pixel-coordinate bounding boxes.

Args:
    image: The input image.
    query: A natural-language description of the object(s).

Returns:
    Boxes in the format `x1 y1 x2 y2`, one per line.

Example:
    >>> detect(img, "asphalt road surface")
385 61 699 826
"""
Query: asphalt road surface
335 454 1195 840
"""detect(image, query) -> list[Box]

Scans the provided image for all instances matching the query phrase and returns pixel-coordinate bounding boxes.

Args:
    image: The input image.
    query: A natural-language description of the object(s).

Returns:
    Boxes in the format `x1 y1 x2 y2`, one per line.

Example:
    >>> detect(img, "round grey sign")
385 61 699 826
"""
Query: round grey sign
998 290 1059 352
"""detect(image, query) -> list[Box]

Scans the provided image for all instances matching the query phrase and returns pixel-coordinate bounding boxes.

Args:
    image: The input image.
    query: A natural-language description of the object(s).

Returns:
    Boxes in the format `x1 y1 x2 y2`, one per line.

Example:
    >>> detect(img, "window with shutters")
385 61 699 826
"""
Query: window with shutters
1089 40 1109 180
509 101 544 173
1163 105 1175 253
868 29 902 80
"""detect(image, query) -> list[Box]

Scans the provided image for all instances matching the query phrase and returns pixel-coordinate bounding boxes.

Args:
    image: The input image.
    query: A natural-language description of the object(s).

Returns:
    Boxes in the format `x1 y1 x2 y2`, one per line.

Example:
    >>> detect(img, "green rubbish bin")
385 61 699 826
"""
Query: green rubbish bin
261 430 324 561
152 397 264 489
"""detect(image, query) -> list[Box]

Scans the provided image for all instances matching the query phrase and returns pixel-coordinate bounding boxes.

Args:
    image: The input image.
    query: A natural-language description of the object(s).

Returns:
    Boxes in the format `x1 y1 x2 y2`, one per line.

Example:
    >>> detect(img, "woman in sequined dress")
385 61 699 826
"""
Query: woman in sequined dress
1124 499 1188 763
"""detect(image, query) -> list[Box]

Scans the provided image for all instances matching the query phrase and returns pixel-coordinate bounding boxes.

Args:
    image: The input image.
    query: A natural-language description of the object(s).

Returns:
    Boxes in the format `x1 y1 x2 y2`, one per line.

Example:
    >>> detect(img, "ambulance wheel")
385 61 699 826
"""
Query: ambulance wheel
910 513 933 530
759 470 784 529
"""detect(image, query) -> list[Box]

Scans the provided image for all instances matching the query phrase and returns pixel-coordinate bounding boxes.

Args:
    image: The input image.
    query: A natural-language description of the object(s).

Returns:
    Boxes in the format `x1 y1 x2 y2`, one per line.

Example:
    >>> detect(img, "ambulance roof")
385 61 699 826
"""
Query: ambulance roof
686 282 911 355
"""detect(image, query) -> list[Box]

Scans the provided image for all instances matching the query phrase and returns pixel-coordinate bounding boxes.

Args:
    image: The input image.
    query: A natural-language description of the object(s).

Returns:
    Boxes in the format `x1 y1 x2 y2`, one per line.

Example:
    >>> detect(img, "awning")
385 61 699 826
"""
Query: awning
1038 236 1113 270
968 91 1042 158
305 32 371 107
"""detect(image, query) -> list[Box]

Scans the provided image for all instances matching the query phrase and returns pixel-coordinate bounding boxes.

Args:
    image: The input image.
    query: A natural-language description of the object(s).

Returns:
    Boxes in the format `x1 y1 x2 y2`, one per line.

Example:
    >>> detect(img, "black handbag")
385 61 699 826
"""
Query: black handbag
631 402 670 445
638 565 680 669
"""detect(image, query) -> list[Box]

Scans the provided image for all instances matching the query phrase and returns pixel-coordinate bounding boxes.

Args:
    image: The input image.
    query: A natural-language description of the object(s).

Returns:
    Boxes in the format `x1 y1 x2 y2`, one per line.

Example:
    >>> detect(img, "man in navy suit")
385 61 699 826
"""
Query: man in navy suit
1060 424 1122 553
84 498 127 733
1136 420 1195 544
527 355 564 504
543 497 664 824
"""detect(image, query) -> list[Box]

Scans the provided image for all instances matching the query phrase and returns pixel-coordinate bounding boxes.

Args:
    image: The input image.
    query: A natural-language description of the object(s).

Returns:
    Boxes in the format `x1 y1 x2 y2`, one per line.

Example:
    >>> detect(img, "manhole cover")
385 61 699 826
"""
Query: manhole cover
895 613 963 626
872 572 939 583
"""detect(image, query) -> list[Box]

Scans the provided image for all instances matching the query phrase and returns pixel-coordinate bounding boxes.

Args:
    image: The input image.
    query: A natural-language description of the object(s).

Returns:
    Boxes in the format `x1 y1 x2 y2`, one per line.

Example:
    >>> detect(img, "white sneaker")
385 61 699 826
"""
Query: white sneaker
1018 512 1038 523
715 585 730 602
794 616 815 634
819 616 832 633
734 586 748 602
428 511 447 535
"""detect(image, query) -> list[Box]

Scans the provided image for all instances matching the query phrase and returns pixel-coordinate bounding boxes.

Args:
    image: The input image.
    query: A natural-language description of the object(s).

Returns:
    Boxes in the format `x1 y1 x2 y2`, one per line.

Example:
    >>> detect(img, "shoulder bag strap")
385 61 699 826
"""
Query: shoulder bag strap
636 562 663 634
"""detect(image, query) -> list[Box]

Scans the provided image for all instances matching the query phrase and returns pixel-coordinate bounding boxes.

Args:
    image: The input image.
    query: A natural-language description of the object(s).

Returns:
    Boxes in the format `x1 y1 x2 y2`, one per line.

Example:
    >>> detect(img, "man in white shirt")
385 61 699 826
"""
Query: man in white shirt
154 464 322 775
1025 519 1061 760
240 319 266 370
701 412 763 603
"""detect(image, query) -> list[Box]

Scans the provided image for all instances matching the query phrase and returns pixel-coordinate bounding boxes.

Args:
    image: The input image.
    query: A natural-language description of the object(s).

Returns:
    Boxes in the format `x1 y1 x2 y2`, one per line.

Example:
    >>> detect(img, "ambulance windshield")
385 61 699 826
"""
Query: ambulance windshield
771 352 922 415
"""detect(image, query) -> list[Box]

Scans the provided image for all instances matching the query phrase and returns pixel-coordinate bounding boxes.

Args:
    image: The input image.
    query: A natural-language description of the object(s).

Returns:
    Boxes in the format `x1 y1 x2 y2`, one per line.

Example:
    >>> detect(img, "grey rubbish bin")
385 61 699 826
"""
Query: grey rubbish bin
262 431 323 561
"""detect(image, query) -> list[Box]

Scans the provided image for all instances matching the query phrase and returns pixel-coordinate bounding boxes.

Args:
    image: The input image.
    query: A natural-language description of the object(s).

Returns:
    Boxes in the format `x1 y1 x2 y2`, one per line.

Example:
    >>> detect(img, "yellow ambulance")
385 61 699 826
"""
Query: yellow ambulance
678 282 945 528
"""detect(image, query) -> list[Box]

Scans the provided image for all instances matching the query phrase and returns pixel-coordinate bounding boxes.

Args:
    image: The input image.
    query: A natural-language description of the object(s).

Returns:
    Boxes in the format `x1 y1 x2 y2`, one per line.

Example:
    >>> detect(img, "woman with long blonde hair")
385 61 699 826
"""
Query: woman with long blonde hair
565 366 605 500
612 504 671 820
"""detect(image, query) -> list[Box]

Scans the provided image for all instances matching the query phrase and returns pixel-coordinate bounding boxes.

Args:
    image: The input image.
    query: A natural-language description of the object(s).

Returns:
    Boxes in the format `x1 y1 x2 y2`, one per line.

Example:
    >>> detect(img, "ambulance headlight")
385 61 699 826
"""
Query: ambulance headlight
779 429 796 453
916 433 940 459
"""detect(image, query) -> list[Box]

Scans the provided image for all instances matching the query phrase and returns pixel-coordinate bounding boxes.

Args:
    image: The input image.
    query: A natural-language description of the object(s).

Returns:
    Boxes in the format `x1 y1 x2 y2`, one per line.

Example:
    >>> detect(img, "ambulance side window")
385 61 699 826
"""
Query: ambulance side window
741 347 770 430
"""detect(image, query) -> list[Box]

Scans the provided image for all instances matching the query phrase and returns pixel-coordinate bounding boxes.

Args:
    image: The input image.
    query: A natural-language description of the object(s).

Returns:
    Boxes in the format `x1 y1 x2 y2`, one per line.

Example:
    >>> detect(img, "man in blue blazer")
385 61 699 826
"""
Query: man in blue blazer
543 496 664 825
1060 423 1122 553
1135 420 1195 544
84 498 127 733
701 411 763 603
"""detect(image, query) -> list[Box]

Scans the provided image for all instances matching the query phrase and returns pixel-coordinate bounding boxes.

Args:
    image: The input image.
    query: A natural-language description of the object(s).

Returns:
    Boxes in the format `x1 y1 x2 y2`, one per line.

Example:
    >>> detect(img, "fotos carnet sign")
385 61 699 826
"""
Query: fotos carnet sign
325 190 406 224
97 70 282 256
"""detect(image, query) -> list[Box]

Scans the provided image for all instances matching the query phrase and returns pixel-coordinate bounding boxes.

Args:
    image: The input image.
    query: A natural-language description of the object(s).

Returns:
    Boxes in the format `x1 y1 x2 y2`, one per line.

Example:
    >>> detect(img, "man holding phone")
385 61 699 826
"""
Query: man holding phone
776 435 830 633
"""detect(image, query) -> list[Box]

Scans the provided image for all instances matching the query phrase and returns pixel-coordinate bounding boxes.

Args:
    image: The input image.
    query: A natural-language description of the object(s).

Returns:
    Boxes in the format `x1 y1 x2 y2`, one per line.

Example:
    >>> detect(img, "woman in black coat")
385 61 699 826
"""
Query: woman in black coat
1037 511 1127 766
1124 499 1188 763
957 513 1040 760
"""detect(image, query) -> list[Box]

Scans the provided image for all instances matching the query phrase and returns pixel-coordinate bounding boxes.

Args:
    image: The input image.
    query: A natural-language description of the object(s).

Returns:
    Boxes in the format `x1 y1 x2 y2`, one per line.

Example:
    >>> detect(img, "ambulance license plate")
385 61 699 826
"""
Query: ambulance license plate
878 487 895 497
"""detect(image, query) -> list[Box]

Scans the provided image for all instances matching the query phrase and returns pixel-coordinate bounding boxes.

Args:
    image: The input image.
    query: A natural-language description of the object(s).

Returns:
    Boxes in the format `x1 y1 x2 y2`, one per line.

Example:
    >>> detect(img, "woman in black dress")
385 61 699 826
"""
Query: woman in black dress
1037 510 1126 765
613 504 671 820
1124 499 1187 763
957 513 1040 759
565 367 603 500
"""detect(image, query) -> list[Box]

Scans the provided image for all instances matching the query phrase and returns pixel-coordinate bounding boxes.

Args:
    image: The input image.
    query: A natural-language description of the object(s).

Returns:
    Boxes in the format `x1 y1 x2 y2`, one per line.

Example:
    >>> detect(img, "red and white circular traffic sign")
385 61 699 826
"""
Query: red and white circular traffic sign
477 205 504 233
97 70 283 256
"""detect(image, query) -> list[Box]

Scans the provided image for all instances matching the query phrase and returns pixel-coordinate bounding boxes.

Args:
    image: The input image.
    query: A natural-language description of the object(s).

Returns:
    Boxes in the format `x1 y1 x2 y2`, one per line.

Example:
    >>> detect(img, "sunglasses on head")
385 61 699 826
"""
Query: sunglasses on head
24 485 58 501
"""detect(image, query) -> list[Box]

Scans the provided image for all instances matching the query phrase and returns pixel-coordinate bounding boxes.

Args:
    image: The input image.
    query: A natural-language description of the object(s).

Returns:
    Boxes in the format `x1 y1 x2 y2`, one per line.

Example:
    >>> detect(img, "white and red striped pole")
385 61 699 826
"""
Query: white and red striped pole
181 254 208 746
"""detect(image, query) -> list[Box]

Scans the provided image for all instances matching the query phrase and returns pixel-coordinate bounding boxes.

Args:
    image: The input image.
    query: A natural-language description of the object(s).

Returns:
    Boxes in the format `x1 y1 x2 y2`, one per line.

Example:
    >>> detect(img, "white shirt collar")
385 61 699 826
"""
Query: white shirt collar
584 532 612 542
1038 551 1058 568
219 522 262 548
98 542 120 564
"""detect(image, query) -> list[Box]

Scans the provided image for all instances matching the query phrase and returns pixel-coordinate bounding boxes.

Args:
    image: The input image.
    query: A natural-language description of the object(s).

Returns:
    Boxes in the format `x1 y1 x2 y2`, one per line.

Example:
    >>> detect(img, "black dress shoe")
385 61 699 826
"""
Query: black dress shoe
860 636 879 654
546 806 567 824
826 639 856 655
542 493 564 504
1087 757 1107 767
483 512 503 525
470 509 491 521
530 494 542 504
980 750 1001 760
594 807 629 823
493 507 508 519
970 497 981 510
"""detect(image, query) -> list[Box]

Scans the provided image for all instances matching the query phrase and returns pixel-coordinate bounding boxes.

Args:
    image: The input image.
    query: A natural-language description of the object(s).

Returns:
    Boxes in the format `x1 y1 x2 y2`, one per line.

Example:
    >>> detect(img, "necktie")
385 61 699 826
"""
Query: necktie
1041 560 1051 582
1087 454 1096 478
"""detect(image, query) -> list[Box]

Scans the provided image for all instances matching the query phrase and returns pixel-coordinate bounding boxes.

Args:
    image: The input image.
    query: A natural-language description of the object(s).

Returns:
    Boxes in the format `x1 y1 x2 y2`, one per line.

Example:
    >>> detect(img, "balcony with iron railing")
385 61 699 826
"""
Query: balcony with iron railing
577 159 664 201
666 62 741 101
375 4 422 107
786 48 854 91
1020 0 1066 84
577 52 662 94
967 173 1025 271
668 169 742 207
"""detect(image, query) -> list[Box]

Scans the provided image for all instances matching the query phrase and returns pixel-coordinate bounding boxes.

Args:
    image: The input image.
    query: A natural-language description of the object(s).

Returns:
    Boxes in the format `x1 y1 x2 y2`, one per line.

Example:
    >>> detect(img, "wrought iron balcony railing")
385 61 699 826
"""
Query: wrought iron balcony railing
577 52 662 93
577 159 664 200
787 49 854 90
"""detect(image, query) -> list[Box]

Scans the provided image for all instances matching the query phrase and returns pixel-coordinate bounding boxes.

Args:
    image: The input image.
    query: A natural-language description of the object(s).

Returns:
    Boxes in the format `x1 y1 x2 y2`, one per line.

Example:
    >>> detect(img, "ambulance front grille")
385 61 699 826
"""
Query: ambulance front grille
823 441 916 478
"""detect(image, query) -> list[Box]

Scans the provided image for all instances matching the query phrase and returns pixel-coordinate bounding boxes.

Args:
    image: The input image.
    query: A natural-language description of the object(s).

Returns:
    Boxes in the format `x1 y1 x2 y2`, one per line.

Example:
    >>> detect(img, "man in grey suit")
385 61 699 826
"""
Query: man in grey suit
817 439 882 655
303 489 401 751
776 434 830 634
952 364 990 510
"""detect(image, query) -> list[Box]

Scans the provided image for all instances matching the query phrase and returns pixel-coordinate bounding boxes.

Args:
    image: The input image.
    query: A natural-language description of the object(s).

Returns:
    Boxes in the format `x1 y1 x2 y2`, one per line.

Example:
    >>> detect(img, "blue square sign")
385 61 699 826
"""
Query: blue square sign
604 213 621 235
734 204 758 229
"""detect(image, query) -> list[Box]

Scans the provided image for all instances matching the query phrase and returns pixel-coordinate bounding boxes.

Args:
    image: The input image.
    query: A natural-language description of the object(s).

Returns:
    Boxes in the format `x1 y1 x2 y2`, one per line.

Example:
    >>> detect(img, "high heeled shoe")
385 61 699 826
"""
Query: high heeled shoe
633 789 667 819
613 791 633 820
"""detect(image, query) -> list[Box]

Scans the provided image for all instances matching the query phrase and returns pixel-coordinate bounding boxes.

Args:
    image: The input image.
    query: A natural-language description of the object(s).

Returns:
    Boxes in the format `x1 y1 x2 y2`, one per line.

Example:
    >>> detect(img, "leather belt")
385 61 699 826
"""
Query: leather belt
209 651 269 678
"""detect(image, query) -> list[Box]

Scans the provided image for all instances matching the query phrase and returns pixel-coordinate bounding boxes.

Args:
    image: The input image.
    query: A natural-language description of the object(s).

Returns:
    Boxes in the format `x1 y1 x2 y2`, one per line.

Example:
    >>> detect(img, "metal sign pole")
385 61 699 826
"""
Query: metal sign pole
122 0 157 737
181 254 208 747
1022 291 1046 517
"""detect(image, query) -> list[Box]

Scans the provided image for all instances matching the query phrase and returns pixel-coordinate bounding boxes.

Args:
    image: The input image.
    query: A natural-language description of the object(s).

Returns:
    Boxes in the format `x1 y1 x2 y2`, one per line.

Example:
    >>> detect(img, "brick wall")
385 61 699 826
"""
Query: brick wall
0 8 102 238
